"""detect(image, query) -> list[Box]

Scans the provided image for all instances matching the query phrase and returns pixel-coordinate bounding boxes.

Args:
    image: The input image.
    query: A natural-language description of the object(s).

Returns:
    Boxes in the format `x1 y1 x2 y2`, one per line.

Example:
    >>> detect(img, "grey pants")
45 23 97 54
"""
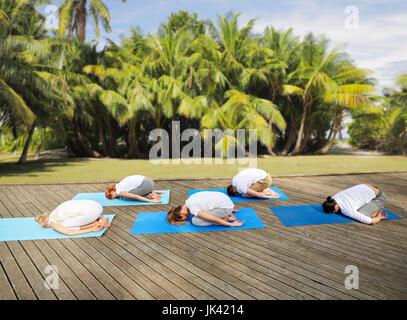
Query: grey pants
358 189 387 218
191 207 234 226
128 177 155 197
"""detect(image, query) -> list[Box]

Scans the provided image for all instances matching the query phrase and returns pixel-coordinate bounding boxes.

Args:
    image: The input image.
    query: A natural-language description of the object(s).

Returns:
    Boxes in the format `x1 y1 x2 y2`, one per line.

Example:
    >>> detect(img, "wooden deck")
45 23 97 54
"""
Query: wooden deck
0 172 406 300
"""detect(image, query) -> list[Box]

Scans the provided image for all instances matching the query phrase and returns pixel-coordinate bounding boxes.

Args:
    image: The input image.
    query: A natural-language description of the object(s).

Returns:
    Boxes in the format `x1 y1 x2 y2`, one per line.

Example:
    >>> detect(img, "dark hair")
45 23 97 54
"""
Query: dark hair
322 196 336 213
227 185 237 197
167 206 188 226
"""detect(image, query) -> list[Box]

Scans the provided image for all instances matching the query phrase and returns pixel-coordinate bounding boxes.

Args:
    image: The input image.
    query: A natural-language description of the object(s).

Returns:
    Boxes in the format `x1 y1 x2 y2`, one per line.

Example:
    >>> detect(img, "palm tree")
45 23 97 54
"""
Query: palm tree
58 0 126 43
380 74 407 154
84 49 156 158
0 1 74 163
282 33 375 155
178 89 285 157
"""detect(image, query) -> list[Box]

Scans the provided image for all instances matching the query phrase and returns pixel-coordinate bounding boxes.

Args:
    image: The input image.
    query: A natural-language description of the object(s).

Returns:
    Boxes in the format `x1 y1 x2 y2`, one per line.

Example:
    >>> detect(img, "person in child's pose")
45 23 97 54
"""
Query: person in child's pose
35 200 110 235
322 184 387 225
167 191 244 227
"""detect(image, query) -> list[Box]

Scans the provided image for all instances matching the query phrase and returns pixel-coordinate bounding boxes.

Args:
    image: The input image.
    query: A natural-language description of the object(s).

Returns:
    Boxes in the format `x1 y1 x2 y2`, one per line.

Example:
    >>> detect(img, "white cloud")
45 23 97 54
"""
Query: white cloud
239 3 407 93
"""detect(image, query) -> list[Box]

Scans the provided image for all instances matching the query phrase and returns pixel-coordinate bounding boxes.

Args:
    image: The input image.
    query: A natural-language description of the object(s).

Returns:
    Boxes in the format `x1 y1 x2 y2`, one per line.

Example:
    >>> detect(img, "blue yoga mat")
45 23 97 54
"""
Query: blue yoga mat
130 208 265 234
72 190 170 206
188 187 289 202
270 205 402 227
0 215 115 242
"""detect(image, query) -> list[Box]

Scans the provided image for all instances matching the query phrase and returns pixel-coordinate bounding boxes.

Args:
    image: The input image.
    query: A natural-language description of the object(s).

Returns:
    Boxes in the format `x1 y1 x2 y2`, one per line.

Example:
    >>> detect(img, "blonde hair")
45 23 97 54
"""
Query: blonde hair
35 212 51 228
167 206 188 226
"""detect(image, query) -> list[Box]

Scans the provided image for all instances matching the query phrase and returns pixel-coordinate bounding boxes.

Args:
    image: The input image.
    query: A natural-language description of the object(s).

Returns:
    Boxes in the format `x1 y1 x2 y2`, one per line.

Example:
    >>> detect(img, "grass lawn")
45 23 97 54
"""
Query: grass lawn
0 151 406 183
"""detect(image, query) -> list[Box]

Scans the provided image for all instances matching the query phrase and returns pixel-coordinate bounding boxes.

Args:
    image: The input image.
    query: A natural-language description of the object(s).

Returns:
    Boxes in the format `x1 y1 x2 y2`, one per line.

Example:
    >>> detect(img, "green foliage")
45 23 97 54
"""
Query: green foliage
349 77 407 155
2 5 405 160
165 10 208 34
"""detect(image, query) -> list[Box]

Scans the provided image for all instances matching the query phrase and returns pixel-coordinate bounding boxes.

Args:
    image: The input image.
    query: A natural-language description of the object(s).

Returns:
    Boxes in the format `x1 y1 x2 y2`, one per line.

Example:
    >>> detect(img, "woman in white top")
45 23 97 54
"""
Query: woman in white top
167 191 245 227
35 200 110 235
227 168 280 199
105 175 164 203
322 184 388 225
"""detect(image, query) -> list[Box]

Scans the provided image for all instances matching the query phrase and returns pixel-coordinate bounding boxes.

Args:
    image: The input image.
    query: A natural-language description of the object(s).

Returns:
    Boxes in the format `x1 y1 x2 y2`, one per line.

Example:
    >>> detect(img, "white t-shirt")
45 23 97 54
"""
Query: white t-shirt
333 184 376 224
48 200 102 225
185 191 234 216
232 168 268 194
115 175 145 196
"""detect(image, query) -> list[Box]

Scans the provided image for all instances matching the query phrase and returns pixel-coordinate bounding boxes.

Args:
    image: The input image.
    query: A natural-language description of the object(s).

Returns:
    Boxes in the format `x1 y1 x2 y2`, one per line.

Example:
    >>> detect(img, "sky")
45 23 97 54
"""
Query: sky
40 0 407 93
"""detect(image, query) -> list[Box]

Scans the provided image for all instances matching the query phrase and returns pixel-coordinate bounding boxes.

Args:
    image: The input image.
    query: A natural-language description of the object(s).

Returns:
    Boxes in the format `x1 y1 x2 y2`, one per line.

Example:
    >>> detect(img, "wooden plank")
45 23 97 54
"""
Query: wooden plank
66 238 153 300
0 258 17 300
0 243 36 300
86 237 179 299
0 173 406 300
187 230 372 300
18 241 77 300
108 212 221 299
6 241 57 300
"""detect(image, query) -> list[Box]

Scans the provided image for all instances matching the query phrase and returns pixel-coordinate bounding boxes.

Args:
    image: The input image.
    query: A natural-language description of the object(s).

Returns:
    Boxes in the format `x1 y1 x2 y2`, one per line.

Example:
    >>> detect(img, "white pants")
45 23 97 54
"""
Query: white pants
191 207 234 226
60 202 103 229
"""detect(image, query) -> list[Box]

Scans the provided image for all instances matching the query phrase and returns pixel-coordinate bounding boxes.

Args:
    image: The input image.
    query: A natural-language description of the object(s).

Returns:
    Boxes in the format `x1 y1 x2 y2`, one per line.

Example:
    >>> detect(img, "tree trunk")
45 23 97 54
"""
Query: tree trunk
74 121 101 158
97 119 109 156
106 118 117 157
289 102 308 155
280 117 296 156
298 118 313 154
279 100 295 156
127 120 139 158
18 118 37 164
76 0 87 43
315 122 339 155
266 145 277 156
265 119 277 156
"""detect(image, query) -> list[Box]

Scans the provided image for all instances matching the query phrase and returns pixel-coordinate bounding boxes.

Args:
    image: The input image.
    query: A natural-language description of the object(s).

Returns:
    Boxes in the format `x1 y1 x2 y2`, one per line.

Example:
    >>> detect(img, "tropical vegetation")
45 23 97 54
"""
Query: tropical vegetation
0 2 405 162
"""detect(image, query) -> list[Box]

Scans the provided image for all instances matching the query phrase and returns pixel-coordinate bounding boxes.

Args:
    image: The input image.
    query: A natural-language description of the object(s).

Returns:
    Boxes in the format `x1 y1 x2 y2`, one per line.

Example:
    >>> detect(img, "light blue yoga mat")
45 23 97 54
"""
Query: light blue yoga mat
130 208 265 234
72 190 170 206
0 215 115 242
188 187 289 202
270 205 402 227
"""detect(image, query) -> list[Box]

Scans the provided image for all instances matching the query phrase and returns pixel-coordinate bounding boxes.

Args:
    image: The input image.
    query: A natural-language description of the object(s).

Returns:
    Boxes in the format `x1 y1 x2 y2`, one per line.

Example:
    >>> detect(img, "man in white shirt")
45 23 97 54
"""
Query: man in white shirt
227 168 280 199
167 191 245 227
322 184 388 225
105 175 163 203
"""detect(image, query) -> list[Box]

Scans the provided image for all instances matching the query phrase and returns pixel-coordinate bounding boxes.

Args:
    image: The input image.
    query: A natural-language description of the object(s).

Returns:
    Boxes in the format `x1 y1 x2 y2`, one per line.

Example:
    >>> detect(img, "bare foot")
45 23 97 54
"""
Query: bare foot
232 208 239 213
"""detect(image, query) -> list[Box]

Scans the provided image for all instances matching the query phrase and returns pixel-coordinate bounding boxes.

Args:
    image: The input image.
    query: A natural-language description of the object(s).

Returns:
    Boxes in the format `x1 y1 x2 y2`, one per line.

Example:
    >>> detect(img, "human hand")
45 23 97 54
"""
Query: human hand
229 220 244 227
91 225 104 232
225 213 237 222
